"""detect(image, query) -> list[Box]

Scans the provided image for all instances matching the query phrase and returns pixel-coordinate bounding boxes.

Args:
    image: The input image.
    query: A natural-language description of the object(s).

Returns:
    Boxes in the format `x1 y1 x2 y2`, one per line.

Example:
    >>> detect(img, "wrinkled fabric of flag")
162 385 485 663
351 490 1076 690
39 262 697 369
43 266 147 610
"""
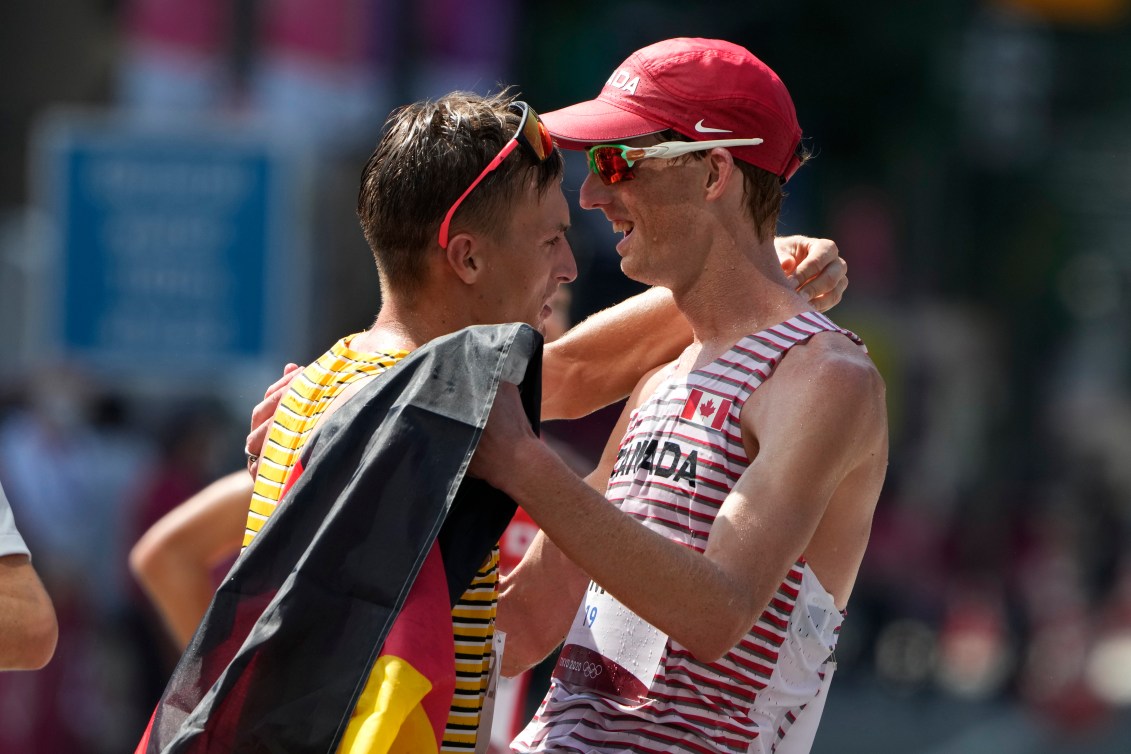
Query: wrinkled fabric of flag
137 323 542 754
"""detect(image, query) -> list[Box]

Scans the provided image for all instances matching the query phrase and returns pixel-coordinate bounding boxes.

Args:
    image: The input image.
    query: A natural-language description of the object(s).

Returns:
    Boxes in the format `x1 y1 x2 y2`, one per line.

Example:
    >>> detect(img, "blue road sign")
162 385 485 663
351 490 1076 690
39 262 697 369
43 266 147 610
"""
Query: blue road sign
36 112 305 372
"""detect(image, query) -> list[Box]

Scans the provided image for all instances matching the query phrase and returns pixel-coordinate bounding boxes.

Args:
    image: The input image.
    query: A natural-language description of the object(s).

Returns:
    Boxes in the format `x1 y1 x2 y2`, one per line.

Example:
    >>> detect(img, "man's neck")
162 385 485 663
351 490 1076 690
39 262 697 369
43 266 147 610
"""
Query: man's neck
353 288 475 354
672 238 811 356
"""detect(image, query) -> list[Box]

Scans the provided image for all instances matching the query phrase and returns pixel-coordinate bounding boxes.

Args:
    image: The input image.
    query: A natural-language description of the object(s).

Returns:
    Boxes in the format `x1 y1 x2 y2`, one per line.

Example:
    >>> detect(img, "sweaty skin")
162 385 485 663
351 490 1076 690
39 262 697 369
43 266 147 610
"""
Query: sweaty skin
137 240 847 654
470 145 885 679
245 236 847 475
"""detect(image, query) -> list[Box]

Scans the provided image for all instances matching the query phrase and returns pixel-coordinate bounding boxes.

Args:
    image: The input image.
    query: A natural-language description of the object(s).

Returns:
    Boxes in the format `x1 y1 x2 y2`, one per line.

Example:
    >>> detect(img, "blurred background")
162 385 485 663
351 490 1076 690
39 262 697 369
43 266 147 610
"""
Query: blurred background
1 0 1130 751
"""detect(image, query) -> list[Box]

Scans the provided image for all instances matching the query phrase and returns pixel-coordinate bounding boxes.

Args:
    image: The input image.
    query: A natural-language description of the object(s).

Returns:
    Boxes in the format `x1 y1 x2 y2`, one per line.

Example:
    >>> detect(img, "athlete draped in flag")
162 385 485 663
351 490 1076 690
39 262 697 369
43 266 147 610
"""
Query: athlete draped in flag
139 91 576 754
470 39 889 754
138 88 852 753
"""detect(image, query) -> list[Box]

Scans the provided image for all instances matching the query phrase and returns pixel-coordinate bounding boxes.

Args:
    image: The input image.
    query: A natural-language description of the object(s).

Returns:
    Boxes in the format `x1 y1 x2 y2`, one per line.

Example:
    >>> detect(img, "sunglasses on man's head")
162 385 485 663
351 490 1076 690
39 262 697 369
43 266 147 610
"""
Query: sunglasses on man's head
438 101 555 249
585 138 765 186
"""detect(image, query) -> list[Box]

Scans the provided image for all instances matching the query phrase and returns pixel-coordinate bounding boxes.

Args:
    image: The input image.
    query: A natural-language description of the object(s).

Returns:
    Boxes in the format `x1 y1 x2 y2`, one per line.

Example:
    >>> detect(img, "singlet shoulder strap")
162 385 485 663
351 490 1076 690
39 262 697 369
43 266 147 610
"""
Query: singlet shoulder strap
715 312 865 406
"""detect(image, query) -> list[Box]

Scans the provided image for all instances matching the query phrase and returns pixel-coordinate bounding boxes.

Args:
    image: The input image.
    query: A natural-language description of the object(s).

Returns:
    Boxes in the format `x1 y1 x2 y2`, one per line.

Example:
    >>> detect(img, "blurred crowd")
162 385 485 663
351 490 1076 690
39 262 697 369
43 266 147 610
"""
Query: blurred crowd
1 0 1130 752
0 375 236 752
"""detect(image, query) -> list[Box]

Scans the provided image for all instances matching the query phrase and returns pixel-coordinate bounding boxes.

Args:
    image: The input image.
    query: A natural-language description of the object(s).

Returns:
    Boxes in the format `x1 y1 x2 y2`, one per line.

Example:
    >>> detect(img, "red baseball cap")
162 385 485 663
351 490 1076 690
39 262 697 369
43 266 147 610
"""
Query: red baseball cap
541 38 803 181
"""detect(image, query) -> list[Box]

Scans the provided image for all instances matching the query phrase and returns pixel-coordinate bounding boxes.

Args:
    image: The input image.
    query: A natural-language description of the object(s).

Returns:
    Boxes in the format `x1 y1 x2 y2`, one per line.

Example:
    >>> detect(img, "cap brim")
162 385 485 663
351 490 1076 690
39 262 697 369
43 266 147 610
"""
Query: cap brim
540 97 668 150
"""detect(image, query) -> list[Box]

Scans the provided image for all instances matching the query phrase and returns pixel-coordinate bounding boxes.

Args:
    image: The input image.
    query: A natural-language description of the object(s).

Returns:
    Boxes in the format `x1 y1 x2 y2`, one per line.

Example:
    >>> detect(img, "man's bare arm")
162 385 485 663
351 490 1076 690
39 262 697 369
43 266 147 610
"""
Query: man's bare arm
243 238 846 452
542 287 688 420
0 555 57 670
130 471 253 649
496 371 657 675
496 531 585 676
473 341 886 663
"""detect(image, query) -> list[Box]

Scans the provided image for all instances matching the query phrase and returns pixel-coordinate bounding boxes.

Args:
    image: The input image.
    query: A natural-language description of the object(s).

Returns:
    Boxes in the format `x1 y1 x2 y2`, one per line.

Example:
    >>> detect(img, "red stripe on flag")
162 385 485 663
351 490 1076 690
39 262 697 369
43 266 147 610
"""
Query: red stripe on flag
710 399 732 430
681 389 703 421
280 457 305 499
378 541 455 747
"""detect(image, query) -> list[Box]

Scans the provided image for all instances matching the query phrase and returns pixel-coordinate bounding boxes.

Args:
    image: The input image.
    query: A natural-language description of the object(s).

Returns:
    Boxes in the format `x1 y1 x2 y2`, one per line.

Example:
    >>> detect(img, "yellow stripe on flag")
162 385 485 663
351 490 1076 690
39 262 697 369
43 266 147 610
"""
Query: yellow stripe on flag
337 655 437 754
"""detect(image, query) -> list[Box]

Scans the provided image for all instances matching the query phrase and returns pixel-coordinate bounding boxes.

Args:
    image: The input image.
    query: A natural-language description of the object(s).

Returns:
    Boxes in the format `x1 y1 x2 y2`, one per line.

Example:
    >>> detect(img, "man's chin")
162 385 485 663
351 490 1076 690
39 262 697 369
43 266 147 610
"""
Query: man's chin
516 314 546 335
620 259 655 287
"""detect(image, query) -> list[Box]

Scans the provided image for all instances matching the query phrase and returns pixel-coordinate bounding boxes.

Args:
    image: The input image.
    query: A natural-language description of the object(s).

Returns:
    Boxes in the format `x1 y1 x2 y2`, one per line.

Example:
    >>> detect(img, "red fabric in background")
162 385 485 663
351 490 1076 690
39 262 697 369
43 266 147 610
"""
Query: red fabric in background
123 0 228 53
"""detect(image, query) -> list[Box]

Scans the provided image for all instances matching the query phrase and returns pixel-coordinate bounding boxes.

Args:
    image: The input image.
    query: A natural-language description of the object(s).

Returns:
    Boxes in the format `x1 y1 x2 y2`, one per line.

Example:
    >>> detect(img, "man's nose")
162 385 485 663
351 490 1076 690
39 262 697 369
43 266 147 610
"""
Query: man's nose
558 240 578 284
578 172 611 211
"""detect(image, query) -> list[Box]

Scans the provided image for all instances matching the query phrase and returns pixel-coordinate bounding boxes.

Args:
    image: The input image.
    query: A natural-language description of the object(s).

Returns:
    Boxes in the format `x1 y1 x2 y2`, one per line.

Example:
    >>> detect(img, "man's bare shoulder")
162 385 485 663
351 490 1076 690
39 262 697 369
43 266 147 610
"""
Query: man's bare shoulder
776 329 883 398
748 329 887 449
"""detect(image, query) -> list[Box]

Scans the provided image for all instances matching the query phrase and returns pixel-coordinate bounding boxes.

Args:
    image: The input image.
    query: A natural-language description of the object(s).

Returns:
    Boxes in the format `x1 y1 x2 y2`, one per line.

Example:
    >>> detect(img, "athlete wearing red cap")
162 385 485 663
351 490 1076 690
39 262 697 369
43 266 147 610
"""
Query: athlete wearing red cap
473 39 889 754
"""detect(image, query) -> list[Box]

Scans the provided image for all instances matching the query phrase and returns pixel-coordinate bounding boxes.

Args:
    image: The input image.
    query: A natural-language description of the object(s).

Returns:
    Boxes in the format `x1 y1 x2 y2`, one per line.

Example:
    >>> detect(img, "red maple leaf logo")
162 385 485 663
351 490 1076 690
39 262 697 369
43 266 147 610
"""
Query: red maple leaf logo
699 400 716 418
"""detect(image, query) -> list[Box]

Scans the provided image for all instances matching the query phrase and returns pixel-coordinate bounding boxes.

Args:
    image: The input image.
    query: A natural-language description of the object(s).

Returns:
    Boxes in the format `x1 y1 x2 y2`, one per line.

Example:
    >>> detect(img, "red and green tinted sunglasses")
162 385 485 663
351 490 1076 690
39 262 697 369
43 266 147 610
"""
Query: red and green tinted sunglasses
585 138 764 186
438 101 555 249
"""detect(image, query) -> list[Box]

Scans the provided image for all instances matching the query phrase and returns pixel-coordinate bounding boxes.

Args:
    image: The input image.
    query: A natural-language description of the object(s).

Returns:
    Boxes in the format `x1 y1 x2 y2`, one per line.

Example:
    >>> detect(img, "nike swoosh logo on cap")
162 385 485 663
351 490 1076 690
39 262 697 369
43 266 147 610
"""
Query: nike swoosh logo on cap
694 119 732 134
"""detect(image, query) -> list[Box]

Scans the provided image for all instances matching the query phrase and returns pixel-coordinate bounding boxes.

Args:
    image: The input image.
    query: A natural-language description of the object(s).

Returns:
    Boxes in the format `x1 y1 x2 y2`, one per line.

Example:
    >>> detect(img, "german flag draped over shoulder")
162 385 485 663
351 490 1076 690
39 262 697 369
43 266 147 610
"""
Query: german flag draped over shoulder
138 323 542 753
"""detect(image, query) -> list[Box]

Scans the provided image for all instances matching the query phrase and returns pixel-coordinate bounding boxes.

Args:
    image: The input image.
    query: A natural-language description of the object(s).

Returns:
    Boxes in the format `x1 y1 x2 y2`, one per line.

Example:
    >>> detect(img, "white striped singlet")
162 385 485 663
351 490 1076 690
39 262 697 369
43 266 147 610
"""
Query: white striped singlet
513 312 866 754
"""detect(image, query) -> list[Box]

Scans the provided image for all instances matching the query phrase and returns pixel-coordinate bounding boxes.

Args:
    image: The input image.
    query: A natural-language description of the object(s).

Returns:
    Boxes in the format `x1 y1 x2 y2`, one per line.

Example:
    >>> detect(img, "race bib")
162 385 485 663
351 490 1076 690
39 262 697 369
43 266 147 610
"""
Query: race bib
552 581 668 703
474 630 506 754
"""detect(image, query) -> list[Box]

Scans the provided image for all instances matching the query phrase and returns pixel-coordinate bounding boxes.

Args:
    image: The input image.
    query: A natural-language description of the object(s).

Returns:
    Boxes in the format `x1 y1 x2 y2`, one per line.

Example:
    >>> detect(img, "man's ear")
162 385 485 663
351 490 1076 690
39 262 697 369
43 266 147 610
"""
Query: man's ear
704 148 738 200
443 232 481 285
